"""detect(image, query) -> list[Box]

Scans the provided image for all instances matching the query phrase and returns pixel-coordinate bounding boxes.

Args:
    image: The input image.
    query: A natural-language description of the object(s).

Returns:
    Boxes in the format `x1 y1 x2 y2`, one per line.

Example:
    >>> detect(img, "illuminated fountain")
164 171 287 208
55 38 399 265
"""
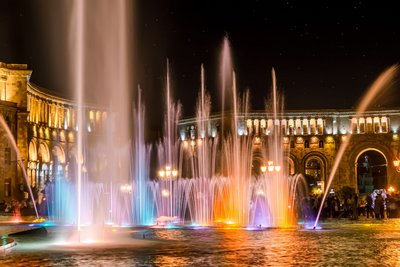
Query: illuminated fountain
150 60 188 225
149 37 306 228
33 0 396 233
46 0 142 233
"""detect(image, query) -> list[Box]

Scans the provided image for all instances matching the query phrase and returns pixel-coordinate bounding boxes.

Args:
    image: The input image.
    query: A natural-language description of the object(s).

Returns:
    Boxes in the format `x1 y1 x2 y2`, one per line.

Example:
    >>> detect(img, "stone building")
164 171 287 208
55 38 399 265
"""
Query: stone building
1 61 400 201
0 62 106 202
179 110 400 196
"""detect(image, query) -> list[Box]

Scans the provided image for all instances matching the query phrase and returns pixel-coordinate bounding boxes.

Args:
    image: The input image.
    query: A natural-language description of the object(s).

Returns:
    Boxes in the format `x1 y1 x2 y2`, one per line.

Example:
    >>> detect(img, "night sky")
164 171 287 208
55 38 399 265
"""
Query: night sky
1 0 400 131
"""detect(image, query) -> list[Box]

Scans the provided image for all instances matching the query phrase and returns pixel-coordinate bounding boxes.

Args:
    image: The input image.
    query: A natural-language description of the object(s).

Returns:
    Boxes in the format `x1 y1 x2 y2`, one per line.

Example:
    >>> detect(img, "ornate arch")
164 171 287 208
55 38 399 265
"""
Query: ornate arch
52 145 66 164
354 148 388 165
285 153 299 176
347 138 392 190
301 152 329 191
28 140 37 161
354 148 388 193
38 142 50 163
301 152 329 174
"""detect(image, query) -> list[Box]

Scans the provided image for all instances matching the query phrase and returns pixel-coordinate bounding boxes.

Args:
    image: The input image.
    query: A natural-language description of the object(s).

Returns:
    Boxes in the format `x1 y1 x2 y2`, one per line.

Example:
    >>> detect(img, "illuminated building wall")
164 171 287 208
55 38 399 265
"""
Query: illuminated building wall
0 62 107 202
179 110 400 194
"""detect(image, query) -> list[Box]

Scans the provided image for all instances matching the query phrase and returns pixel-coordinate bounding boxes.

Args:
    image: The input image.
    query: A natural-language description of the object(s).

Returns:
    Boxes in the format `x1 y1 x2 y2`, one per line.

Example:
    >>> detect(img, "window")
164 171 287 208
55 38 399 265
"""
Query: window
310 119 316 135
319 140 324 148
305 159 322 180
317 119 324 134
359 118 365 133
366 117 373 133
351 118 358 133
304 140 309 148
4 147 11 165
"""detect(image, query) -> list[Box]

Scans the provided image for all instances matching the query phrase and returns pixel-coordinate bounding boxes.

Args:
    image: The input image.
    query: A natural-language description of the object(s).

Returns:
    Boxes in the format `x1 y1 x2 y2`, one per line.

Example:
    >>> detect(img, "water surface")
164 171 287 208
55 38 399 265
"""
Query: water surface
2 220 400 266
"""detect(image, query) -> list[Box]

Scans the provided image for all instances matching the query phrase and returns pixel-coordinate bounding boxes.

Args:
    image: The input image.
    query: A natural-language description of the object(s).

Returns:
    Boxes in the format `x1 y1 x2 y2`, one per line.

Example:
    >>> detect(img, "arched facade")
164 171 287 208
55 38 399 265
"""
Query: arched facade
179 110 400 196
301 152 328 193
355 148 388 194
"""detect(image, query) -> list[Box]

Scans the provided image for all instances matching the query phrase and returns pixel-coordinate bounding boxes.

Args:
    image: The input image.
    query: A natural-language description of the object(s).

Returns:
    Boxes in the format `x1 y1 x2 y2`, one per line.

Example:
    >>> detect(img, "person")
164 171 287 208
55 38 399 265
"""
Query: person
366 194 374 218
374 193 384 219
352 194 359 220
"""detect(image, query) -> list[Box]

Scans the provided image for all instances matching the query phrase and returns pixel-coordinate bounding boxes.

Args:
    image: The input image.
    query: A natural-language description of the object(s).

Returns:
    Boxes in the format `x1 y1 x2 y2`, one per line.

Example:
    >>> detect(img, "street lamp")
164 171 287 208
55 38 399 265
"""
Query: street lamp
388 186 395 193
158 165 178 218
120 184 132 193
260 161 281 173
393 159 400 172
260 165 267 173
158 166 178 179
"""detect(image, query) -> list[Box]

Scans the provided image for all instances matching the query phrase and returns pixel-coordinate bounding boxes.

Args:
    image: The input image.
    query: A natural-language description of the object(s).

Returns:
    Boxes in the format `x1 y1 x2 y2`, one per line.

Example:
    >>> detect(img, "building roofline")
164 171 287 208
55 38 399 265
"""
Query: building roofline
178 107 400 125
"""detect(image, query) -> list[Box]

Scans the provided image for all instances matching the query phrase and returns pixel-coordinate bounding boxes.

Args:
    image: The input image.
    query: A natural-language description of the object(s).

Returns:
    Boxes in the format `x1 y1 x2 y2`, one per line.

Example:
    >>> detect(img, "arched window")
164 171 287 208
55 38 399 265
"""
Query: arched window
290 141 295 148
319 140 324 148
288 157 296 175
306 159 321 179
304 140 309 148
305 157 325 194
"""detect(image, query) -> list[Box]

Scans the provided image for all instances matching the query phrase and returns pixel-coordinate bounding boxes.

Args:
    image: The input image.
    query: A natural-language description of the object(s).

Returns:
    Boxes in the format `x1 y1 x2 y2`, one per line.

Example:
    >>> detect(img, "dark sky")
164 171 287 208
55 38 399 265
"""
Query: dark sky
1 1 400 130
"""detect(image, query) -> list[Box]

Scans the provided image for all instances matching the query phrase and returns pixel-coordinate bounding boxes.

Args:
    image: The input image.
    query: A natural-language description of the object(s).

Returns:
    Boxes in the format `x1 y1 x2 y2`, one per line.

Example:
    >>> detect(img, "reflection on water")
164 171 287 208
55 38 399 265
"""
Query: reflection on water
3 220 400 266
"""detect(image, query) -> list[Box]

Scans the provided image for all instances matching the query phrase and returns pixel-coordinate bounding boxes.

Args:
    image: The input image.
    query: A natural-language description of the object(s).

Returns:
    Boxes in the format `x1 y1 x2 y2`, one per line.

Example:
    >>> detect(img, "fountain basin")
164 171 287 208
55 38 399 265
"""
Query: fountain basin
0 237 17 252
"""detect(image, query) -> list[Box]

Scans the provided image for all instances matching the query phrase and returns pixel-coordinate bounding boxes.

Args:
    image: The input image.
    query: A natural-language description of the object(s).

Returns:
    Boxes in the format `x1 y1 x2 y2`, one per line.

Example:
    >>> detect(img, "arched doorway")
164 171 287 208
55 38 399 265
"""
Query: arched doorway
304 156 325 194
52 146 66 180
356 149 387 194
287 156 296 176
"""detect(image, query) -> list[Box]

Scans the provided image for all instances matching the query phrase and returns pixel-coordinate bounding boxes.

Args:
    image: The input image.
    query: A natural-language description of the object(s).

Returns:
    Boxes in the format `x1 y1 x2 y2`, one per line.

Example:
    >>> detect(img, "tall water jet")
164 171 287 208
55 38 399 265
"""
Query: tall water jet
53 0 135 233
251 69 297 227
132 88 154 225
213 37 256 225
151 60 187 224
219 36 234 174
313 64 399 229
186 65 219 225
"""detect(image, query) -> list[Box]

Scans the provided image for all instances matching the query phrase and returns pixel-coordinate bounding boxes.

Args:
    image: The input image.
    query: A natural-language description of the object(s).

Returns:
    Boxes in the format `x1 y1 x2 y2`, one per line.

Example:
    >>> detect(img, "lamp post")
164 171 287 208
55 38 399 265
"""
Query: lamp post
158 166 178 180
393 159 400 172
120 184 132 194
260 161 281 173
158 166 178 218
388 186 395 194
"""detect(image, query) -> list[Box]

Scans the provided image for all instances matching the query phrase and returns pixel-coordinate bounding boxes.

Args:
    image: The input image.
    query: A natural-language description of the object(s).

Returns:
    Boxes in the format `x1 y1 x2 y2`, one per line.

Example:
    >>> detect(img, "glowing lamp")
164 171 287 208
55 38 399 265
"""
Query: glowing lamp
275 165 281 172
158 166 178 179
268 165 274 172
161 189 170 197
394 159 400 172
260 166 267 173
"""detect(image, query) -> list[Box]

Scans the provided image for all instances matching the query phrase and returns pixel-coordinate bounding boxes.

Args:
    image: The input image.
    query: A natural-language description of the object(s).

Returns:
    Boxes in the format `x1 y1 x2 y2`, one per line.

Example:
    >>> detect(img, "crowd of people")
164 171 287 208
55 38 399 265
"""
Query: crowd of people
299 189 400 221
0 198 44 217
